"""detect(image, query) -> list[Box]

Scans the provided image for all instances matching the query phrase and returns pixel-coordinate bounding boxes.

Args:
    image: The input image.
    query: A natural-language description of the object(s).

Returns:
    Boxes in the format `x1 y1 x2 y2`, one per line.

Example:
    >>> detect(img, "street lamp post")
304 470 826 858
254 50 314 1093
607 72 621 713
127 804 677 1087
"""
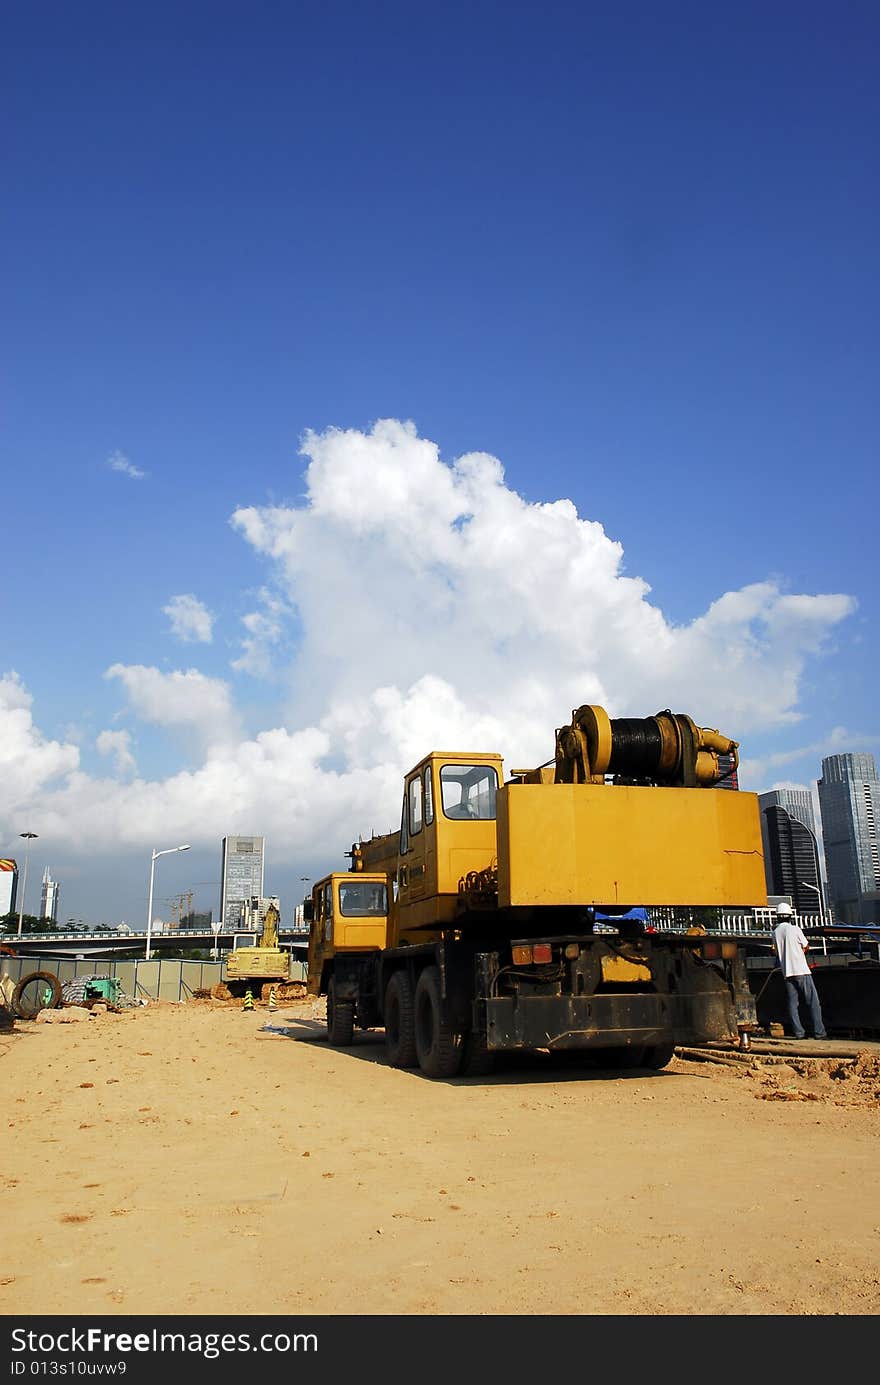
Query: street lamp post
775 807 827 923
146 844 191 960
799 879 826 926
17 832 38 937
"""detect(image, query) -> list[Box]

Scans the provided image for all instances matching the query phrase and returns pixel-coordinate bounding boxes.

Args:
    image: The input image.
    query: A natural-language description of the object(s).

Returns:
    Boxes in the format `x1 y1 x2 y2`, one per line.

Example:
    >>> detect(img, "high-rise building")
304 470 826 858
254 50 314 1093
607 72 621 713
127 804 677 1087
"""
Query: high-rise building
220 835 265 929
759 787 817 837
0 859 17 918
818 753 880 924
181 909 213 928
40 867 60 923
758 791 824 917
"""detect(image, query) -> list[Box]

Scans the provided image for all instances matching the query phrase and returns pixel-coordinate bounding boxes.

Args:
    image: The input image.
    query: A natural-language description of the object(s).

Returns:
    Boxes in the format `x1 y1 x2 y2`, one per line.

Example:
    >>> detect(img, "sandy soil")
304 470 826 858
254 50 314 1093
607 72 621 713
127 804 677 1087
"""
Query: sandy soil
2 995 879 1318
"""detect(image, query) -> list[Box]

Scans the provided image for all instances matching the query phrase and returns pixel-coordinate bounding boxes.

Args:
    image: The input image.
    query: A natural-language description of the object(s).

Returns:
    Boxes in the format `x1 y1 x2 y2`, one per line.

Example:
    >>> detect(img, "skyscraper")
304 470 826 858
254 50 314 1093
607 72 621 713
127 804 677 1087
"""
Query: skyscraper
40 867 60 923
758 790 824 917
818 753 880 924
220 835 265 929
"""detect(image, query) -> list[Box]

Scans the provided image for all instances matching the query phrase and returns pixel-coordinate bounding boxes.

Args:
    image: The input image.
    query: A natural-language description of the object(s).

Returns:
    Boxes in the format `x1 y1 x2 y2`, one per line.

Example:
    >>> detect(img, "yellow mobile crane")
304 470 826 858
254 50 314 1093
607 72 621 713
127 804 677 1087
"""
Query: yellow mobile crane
304 704 768 1076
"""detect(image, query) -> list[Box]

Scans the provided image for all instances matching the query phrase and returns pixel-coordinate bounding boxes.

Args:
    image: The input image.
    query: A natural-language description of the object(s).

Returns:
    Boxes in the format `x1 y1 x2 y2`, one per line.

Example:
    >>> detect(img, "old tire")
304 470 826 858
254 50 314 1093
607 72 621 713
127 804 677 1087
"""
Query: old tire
414 966 462 1079
384 972 417 1068
12 971 62 1020
326 976 354 1047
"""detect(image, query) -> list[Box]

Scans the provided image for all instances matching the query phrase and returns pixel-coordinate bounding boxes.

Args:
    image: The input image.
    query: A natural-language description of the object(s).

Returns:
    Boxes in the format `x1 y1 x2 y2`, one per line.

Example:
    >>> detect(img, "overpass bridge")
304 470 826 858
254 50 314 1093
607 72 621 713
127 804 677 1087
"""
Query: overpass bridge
1 928 310 959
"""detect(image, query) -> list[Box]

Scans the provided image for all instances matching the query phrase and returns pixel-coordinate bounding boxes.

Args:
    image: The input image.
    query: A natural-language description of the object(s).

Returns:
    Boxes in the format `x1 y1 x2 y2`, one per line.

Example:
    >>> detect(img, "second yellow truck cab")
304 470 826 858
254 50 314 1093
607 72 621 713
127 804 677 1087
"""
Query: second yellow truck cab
306 871 389 1044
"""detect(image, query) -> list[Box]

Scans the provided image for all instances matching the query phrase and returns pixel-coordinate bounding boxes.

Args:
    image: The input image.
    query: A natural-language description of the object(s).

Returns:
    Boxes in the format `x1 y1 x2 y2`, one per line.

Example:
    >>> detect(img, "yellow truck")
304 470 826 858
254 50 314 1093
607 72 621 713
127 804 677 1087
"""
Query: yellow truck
304 704 768 1076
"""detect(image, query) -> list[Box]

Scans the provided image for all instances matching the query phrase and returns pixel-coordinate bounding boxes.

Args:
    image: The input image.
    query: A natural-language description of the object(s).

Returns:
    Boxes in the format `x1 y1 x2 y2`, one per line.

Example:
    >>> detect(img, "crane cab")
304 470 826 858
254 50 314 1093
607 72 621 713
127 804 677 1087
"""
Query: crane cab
393 751 503 943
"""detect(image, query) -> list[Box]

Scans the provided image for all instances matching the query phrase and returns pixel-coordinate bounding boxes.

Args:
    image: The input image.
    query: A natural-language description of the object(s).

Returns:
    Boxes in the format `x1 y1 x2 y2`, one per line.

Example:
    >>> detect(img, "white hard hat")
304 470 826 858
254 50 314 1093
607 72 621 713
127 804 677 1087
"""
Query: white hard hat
775 901 794 917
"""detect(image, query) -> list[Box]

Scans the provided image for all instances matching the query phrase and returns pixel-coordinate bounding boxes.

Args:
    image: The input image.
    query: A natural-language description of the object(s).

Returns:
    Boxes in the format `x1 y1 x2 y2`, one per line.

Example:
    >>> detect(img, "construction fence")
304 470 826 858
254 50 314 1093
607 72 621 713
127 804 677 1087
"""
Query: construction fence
0 953 308 1004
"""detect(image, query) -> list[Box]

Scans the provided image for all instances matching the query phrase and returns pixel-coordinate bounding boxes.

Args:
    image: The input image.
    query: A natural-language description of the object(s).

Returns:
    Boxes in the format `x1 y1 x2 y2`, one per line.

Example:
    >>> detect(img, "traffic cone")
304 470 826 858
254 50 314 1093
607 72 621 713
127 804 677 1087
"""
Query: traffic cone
267 987 277 1013
242 989 255 1012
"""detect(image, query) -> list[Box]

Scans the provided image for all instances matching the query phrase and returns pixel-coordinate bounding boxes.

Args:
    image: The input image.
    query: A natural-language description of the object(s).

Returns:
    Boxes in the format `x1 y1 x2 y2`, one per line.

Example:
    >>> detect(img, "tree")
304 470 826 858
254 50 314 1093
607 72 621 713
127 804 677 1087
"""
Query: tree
0 913 55 935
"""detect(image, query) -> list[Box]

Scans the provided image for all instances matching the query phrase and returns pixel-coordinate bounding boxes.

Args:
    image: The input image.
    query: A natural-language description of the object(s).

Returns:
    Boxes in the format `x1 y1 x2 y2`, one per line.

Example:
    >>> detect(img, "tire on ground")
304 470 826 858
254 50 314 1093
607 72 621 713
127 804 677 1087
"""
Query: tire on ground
384 971 417 1068
12 971 62 1020
327 975 354 1046
414 965 462 1079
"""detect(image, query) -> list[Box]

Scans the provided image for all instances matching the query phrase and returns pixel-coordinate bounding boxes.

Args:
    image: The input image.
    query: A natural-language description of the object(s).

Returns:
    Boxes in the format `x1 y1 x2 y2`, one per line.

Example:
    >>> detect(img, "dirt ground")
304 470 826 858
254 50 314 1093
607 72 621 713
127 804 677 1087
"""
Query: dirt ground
2 994 879 1318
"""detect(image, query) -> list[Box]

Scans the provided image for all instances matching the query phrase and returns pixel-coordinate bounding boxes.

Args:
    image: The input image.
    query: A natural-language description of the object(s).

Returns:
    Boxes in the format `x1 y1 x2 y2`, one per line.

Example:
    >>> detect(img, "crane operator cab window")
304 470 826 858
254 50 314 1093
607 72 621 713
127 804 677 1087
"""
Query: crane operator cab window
441 763 498 820
338 880 388 918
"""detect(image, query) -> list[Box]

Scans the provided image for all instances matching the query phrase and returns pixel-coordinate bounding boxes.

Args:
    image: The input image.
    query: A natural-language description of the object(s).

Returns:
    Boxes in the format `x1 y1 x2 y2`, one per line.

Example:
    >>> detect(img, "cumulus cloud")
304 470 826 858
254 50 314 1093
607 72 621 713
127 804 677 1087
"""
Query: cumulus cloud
105 665 240 748
96 728 136 775
232 589 294 676
0 672 80 807
107 450 145 480
0 421 858 904
164 594 215 644
231 419 855 742
739 725 879 789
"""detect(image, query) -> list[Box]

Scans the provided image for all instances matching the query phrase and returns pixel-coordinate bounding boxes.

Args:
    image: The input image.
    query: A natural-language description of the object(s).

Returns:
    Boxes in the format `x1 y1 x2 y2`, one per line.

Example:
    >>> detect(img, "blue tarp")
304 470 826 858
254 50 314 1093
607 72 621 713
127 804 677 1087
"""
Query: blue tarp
593 907 648 922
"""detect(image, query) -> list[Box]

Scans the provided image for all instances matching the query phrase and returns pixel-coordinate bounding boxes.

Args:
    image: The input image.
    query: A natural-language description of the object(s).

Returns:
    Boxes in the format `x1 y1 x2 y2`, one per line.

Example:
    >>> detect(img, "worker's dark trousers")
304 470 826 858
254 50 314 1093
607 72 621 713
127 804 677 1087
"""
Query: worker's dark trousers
783 973 827 1039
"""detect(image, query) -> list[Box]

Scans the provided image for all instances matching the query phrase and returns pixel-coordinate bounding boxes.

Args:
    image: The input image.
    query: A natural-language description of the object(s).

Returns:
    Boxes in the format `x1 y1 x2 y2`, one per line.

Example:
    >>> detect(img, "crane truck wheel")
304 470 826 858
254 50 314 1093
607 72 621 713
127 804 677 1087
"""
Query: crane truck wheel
460 1025 494 1077
640 1042 675 1070
384 972 417 1068
326 976 354 1047
414 966 463 1079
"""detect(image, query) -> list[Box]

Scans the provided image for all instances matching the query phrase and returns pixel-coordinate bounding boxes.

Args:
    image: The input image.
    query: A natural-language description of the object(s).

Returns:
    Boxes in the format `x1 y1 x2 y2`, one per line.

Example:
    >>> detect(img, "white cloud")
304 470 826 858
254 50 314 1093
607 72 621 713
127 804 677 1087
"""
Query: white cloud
107 450 145 480
739 725 880 791
231 419 855 742
164 594 215 644
231 589 294 676
105 665 240 747
96 728 136 775
0 672 80 807
0 421 859 905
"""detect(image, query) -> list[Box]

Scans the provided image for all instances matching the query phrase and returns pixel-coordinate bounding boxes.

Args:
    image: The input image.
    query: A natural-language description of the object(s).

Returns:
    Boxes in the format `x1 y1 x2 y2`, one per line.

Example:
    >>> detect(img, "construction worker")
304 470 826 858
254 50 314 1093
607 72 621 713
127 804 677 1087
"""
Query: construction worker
242 988 255 1012
772 902 828 1040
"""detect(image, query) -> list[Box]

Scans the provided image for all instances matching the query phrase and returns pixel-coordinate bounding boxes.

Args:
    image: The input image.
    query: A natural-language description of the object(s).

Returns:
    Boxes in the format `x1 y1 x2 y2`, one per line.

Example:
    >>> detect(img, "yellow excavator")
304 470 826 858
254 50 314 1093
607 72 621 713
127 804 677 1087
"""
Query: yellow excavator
221 896 305 1002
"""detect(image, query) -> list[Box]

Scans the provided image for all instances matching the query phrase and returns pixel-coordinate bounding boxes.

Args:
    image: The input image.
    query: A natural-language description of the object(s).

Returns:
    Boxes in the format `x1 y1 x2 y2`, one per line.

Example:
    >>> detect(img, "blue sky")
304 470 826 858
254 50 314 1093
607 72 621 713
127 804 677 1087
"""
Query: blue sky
2 1 877 925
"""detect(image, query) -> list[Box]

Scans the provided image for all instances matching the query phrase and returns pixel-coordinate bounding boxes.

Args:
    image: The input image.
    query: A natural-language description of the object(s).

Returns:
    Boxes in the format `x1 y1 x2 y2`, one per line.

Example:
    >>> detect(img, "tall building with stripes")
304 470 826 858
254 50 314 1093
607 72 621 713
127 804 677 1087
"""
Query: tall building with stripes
758 789 824 917
220 835 265 929
818 753 880 924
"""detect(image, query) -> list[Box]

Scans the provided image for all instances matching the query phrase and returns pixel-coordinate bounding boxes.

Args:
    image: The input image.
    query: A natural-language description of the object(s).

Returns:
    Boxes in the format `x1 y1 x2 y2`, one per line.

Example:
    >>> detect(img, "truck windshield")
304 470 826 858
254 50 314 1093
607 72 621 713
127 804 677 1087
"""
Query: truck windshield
338 881 388 917
440 764 498 820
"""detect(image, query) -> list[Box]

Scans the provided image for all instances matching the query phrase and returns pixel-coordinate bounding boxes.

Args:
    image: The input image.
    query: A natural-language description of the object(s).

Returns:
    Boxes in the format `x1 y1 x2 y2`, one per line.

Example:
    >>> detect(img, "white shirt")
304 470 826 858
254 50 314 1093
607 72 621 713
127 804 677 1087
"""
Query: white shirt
773 919 811 978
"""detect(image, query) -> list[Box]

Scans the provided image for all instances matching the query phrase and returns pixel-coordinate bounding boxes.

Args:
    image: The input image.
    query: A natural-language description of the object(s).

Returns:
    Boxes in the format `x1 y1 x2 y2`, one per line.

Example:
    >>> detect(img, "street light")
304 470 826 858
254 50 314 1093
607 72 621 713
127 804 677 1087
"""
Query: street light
774 806 827 923
799 879 826 926
16 832 38 937
146 844 191 960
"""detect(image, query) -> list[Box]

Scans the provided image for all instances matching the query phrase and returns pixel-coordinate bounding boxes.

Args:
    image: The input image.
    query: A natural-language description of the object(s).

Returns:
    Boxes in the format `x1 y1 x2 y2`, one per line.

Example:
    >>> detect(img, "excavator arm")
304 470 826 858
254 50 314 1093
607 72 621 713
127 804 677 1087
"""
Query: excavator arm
259 901 280 949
